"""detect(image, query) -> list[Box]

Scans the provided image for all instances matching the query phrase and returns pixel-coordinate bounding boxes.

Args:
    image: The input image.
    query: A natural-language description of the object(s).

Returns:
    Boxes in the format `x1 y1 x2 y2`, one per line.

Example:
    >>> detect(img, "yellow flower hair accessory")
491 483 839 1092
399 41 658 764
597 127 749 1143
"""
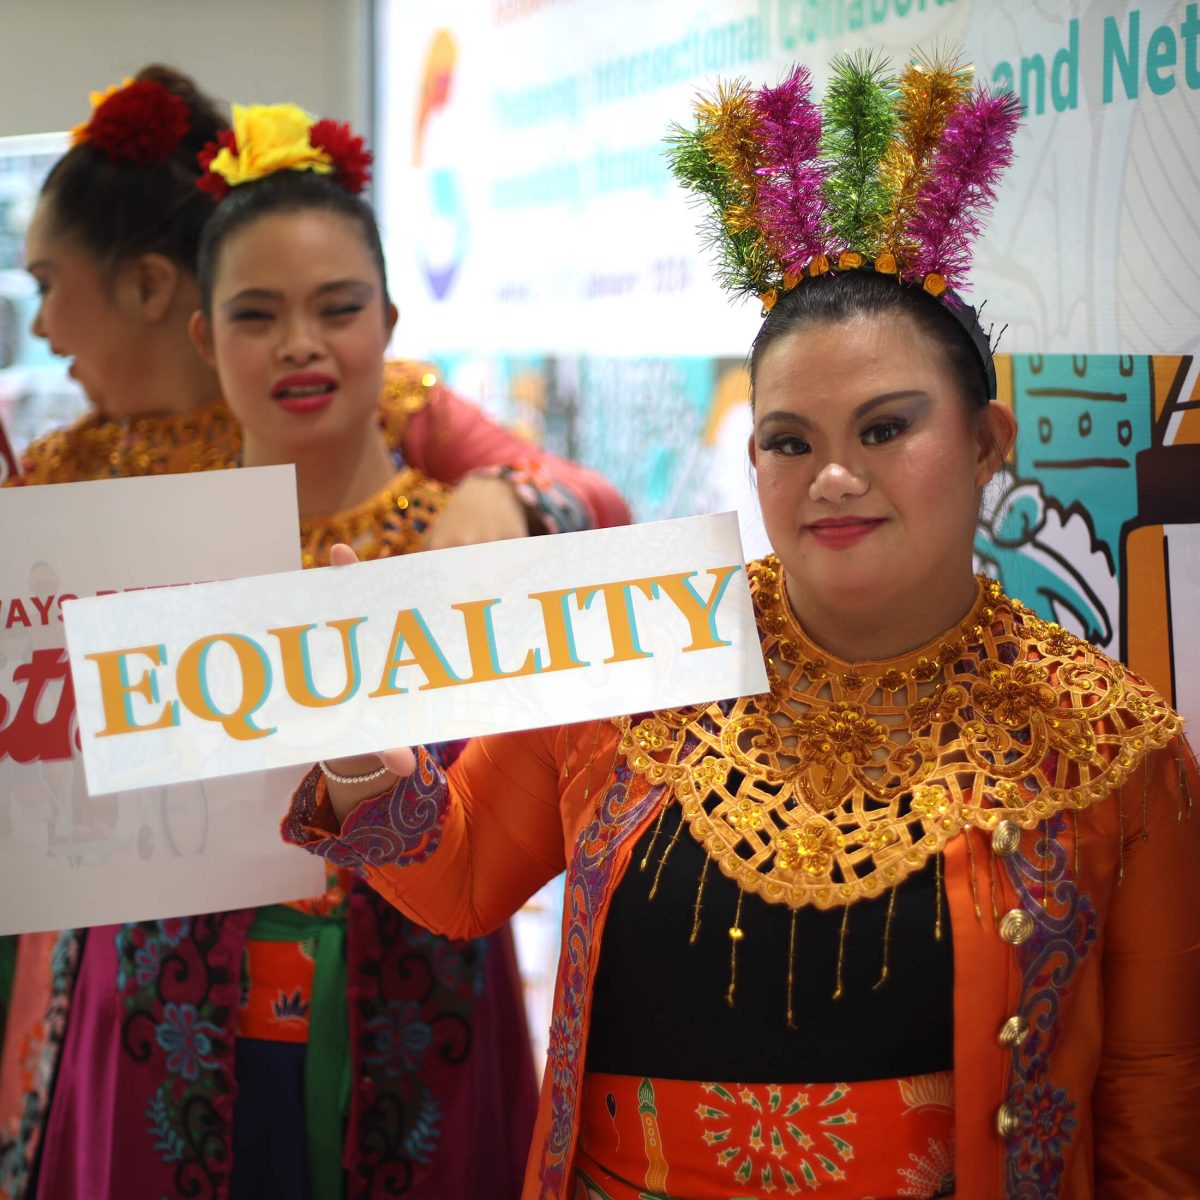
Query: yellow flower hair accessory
197 103 372 200
203 104 332 189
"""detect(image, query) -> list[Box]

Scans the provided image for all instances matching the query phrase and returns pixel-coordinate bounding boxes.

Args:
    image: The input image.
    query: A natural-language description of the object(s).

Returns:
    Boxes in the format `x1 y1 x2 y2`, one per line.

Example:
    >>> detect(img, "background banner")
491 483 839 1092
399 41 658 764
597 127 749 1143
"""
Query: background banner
378 0 1200 360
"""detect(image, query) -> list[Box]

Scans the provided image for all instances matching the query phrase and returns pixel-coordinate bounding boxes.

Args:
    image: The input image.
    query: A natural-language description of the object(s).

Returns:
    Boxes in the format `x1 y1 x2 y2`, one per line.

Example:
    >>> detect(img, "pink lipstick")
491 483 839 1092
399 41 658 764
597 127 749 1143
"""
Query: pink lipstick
805 516 885 549
271 371 337 414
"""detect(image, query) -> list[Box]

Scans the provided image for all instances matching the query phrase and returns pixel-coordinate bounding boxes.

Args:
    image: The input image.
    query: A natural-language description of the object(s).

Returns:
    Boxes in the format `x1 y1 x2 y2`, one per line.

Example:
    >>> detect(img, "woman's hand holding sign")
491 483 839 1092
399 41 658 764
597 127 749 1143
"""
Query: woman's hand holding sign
321 542 416 823
320 478 530 820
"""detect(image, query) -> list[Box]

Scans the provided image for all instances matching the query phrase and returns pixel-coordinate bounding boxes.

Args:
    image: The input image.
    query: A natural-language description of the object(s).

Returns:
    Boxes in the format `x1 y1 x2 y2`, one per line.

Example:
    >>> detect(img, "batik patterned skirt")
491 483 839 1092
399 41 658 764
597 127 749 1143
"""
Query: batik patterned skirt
573 1070 956 1199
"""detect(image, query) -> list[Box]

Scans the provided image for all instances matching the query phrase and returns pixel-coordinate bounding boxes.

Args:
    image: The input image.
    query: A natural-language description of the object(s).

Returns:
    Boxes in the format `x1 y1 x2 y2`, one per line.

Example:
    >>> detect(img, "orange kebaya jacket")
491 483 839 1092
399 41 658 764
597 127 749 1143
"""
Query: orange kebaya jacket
286 562 1200 1199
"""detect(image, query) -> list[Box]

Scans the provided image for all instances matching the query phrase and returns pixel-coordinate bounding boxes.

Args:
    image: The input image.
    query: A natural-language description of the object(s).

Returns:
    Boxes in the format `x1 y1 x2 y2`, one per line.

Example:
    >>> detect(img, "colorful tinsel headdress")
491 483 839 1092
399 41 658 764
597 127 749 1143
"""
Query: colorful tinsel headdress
197 104 372 201
666 49 1022 387
70 77 191 166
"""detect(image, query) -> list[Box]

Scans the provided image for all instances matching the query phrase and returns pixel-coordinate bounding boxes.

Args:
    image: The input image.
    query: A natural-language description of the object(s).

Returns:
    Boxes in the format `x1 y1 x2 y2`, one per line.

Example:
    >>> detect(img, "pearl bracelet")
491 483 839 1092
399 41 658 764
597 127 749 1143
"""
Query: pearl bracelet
319 759 391 786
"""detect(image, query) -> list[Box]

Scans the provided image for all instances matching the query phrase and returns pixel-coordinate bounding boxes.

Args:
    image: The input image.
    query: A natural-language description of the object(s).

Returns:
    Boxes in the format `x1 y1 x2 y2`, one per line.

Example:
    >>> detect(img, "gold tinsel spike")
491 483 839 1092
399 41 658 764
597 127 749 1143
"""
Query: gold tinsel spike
1143 755 1151 839
697 78 761 197
648 809 685 900
832 904 850 1001
1178 742 1195 817
934 850 945 938
965 827 983 921
873 884 899 990
579 722 603 804
786 908 798 1028
639 803 670 873
876 46 974 263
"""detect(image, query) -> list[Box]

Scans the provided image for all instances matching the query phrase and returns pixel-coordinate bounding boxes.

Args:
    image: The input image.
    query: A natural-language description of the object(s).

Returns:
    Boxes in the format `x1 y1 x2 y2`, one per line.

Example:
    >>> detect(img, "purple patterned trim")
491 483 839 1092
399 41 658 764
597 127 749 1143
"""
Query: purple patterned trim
280 764 325 846
472 462 589 536
282 750 449 872
1000 815 1097 1197
345 888 493 1196
536 764 665 1198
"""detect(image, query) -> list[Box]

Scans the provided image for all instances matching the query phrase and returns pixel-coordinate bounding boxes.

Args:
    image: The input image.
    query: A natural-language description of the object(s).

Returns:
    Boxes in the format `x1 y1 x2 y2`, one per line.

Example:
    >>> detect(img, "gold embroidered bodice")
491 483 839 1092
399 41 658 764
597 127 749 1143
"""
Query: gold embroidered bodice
14 401 241 484
11 360 440 487
299 469 448 567
379 360 441 447
619 556 1182 912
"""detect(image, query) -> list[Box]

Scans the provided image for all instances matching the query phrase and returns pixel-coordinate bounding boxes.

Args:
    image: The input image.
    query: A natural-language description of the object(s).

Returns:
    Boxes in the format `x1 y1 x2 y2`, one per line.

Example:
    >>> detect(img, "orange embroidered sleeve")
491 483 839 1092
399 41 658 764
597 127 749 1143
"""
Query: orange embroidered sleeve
352 728 569 942
1093 737 1200 1196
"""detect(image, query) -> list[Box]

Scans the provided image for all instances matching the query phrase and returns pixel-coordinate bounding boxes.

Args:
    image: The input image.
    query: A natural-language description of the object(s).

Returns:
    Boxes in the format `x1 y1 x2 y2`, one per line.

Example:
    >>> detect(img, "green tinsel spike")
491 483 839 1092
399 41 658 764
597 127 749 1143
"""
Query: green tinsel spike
664 121 771 298
820 50 897 253
664 124 721 197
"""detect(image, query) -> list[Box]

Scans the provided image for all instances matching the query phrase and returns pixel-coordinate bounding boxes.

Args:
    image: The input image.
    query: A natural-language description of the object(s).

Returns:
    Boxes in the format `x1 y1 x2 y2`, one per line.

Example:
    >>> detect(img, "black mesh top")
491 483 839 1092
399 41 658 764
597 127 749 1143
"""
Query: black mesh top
586 800 954 1082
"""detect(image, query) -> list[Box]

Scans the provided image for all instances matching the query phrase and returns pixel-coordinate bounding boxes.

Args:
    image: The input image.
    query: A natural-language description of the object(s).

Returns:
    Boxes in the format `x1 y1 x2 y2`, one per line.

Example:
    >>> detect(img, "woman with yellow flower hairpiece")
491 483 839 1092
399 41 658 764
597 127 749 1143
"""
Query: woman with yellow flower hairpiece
282 50 1200 1200
3 79 629 1200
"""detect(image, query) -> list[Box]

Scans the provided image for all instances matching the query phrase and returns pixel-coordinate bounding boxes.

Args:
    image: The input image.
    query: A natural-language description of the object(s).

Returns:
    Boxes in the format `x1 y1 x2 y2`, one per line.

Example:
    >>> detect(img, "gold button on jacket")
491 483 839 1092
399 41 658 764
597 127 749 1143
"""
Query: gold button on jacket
999 908 1035 945
996 1102 1022 1139
998 1015 1031 1047
991 819 1021 856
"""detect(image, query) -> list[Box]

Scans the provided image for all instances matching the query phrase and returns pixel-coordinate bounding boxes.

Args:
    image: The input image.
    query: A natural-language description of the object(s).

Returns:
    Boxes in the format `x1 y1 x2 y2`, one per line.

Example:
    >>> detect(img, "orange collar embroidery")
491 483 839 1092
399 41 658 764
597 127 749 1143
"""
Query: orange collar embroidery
619 556 1181 912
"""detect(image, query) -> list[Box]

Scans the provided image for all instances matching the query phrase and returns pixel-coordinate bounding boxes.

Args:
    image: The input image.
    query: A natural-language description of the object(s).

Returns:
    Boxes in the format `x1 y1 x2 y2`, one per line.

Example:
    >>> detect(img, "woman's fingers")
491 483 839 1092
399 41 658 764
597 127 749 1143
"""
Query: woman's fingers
325 546 413 778
378 746 417 777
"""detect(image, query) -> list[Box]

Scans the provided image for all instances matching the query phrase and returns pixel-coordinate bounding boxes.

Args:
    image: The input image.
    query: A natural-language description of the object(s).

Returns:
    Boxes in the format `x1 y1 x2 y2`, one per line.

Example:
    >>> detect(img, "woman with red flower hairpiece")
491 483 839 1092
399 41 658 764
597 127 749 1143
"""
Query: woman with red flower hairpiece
14 77 627 531
1 80 628 1200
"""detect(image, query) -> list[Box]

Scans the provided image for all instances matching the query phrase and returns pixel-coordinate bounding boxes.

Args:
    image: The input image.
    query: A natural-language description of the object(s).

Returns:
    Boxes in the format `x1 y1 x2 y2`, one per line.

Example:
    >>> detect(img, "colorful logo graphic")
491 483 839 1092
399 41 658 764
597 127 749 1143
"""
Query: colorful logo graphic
414 30 468 301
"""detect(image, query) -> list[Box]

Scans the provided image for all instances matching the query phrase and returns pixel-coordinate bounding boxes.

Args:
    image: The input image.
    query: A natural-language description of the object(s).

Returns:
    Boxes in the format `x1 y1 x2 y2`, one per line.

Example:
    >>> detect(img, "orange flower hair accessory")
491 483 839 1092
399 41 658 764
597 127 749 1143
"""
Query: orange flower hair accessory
70 77 191 166
197 103 372 201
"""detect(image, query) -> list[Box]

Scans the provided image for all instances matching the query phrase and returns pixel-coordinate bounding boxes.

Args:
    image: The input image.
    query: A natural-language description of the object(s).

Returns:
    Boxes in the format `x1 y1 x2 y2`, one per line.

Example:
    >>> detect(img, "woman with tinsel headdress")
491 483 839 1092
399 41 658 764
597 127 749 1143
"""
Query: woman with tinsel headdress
281 50 1200 1199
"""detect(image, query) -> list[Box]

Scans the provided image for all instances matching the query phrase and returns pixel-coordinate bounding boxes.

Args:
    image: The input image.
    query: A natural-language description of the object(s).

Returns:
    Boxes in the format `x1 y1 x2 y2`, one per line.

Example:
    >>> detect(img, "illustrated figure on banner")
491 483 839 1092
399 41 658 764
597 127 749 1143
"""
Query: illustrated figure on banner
973 466 1116 650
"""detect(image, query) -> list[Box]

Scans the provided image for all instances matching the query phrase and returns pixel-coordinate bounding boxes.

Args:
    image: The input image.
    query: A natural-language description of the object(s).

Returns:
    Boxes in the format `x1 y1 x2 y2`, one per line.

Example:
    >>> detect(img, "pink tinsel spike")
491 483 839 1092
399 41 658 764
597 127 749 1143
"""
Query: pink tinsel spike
907 86 1023 288
753 66 828 277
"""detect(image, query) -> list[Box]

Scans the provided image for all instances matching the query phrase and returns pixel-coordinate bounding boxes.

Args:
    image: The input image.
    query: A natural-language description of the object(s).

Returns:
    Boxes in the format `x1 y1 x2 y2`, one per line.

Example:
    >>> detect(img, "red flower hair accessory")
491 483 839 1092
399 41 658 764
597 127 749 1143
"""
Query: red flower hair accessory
309 119 373 194
196 130 238 201
71 78 191 166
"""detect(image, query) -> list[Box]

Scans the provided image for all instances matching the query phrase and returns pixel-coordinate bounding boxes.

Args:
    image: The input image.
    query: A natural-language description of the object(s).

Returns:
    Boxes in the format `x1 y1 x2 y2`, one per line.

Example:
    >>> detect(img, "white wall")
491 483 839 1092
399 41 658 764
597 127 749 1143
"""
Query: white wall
0 0 372 138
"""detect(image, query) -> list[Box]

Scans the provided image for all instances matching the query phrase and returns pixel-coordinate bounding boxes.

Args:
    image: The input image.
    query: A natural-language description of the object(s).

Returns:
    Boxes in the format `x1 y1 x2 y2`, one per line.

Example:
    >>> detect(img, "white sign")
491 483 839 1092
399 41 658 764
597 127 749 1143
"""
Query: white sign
0 468 324 935
65 513 766 795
